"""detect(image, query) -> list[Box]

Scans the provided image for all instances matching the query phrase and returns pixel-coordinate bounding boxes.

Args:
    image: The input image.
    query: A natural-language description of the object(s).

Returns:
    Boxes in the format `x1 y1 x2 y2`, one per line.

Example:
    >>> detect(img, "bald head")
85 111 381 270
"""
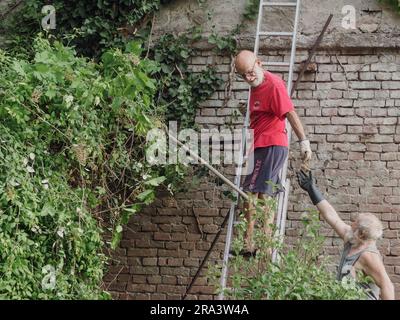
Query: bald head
235 50 257 73
234 50 264 87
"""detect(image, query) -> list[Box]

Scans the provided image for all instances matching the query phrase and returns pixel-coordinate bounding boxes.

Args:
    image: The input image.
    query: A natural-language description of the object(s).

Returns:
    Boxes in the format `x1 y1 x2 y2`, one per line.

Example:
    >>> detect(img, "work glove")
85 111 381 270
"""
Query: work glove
296 170 325 205
299 139 312 162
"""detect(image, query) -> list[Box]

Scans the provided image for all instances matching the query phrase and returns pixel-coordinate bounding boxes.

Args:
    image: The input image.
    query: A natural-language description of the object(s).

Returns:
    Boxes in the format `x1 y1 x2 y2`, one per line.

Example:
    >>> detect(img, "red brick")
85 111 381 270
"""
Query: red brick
384 257 400 265
157 285 186 294
128 293 150 300
130 275 147 284
181 242 196 250
154 232 171 241
158 249 188 258
147 275 162 284
129 266 159 275
157 208 183 215
150 293 167 300
160 267 190 276
184 258 200 267
127 284 156 293
159 224 172 232
162 276 177 285
171 233 186 241
189 285 215 294
141 223 158 232
135 239 151 248
127 248 157 257
193 208 219 216
142 258 158 266
165 242 180 250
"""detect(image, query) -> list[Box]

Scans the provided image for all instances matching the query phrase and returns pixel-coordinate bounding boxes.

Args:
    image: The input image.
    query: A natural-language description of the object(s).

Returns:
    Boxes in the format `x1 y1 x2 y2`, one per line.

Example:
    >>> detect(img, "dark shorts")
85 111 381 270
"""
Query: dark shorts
241 146 288 197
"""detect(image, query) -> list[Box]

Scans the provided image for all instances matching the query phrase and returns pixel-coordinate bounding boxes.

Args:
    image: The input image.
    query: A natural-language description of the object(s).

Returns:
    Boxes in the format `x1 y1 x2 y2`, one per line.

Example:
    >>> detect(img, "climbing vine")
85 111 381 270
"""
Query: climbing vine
0 0 226 299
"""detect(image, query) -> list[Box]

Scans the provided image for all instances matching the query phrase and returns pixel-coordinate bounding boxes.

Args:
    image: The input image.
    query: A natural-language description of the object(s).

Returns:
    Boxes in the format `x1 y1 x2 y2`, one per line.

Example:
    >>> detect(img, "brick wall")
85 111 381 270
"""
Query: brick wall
104 47 400 299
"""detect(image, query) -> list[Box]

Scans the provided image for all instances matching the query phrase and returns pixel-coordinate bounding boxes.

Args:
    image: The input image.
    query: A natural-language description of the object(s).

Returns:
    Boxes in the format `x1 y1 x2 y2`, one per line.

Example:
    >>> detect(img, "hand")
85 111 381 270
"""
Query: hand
296 169 314 192
299 139 312 162
296 170 325 205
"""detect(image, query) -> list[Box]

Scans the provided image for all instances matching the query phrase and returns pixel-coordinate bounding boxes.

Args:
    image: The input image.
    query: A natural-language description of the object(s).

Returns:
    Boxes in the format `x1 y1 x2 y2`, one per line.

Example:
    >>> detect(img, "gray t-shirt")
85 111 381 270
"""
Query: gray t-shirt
337 241 380 300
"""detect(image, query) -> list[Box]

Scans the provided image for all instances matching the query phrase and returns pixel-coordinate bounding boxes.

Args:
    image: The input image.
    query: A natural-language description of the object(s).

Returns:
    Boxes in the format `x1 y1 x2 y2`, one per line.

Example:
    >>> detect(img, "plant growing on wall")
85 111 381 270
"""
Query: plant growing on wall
0 0 227 298
0 35 192 298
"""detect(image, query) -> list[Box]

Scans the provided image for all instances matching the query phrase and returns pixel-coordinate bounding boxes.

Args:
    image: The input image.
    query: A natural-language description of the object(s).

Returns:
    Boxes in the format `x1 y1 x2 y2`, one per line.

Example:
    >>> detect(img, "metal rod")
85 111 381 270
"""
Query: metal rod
262 61 290 66
165 128 249 201
182 210 230 300
290 14 333 96
259 31 293 37
263 2 297 7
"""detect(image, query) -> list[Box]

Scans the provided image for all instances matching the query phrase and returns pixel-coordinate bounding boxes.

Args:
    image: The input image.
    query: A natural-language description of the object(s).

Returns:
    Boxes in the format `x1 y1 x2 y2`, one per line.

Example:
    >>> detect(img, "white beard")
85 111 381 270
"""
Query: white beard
248 68 265 87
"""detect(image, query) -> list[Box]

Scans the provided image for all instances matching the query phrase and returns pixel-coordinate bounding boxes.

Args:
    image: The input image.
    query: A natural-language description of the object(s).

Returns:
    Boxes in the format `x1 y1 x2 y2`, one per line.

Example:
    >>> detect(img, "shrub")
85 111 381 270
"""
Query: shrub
208 196 367 300
0 35 187 298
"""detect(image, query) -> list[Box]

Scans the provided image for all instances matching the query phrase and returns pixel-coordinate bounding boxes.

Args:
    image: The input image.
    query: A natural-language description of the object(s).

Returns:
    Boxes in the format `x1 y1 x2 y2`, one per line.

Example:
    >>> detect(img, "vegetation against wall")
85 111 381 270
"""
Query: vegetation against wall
208 197 369 300
0 0 224 298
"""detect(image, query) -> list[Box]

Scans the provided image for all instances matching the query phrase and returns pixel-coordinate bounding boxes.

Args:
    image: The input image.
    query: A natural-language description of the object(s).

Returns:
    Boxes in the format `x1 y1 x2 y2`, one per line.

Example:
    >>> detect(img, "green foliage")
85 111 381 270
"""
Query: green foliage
1 0 227 299
3 1 223 128
0 36 187 298
151 31 223 128
1 0 165 58
378 0 400 12
208 27 239 55
208 197 368 300
243 0 261 21
0 127 108 299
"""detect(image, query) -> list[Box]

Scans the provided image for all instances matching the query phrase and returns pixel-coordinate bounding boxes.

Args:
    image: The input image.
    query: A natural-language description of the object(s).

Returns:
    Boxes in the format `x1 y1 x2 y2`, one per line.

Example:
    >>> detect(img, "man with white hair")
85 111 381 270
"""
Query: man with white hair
234 50 312 256
297 170 395 300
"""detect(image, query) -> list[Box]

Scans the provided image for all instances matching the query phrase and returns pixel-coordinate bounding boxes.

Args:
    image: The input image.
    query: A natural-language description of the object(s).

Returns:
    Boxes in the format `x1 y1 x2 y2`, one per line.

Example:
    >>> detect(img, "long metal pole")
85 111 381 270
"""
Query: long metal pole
165 127 249 201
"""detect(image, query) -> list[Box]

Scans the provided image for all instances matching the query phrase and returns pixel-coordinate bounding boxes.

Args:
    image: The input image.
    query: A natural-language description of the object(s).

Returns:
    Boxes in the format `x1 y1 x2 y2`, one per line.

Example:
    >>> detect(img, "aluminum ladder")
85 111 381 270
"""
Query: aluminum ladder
218 0 302 299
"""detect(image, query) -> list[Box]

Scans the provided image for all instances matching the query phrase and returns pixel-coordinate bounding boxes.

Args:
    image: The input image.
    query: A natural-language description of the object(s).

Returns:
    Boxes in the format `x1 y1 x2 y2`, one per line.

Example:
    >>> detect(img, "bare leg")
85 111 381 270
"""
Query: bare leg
258 193 274 239
244 192 258 252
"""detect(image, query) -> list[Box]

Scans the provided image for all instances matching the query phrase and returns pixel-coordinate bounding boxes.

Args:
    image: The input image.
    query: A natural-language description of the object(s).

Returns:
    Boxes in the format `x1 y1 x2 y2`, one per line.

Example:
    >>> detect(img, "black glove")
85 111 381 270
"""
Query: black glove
296 170 325 205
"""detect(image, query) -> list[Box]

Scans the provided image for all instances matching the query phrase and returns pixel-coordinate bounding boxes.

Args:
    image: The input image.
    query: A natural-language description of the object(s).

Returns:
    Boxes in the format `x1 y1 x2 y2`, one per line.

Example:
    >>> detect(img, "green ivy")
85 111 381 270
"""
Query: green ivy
1 0 166 58
151 31 223 128
243 0 261 21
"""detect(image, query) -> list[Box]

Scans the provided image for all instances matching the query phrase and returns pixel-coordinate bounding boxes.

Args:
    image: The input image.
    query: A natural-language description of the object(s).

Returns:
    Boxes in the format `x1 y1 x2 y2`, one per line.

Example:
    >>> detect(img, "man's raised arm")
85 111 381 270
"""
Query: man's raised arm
297 170 351 240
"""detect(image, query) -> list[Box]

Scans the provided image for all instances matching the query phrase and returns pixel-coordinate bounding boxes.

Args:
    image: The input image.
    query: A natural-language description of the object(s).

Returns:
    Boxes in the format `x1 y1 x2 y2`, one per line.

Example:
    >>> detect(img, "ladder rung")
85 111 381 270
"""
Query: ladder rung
262 1 297 7
262 61 290 66
259 31 293 37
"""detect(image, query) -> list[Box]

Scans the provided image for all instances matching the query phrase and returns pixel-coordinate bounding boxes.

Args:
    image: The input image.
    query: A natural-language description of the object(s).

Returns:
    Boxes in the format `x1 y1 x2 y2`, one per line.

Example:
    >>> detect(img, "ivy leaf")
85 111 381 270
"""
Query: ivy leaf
125 41 143 56
136 189 155 204
45 89 57 99
144 176 166 186
111 230 122 250
12 61 26 77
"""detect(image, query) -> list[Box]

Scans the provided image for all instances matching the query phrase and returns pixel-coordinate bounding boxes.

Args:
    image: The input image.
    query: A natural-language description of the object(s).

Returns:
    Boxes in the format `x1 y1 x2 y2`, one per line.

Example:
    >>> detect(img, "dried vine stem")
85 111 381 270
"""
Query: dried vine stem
222 54 236 108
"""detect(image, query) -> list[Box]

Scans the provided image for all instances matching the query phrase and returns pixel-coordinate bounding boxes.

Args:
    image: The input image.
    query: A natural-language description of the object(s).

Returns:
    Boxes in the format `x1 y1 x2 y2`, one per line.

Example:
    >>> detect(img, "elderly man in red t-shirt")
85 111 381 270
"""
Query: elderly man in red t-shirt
235 50 312 256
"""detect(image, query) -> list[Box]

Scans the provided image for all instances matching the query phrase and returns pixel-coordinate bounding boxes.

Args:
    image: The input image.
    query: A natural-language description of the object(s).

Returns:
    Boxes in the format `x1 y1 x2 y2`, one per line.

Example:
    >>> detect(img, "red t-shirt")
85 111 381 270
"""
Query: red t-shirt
248 71 294 151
